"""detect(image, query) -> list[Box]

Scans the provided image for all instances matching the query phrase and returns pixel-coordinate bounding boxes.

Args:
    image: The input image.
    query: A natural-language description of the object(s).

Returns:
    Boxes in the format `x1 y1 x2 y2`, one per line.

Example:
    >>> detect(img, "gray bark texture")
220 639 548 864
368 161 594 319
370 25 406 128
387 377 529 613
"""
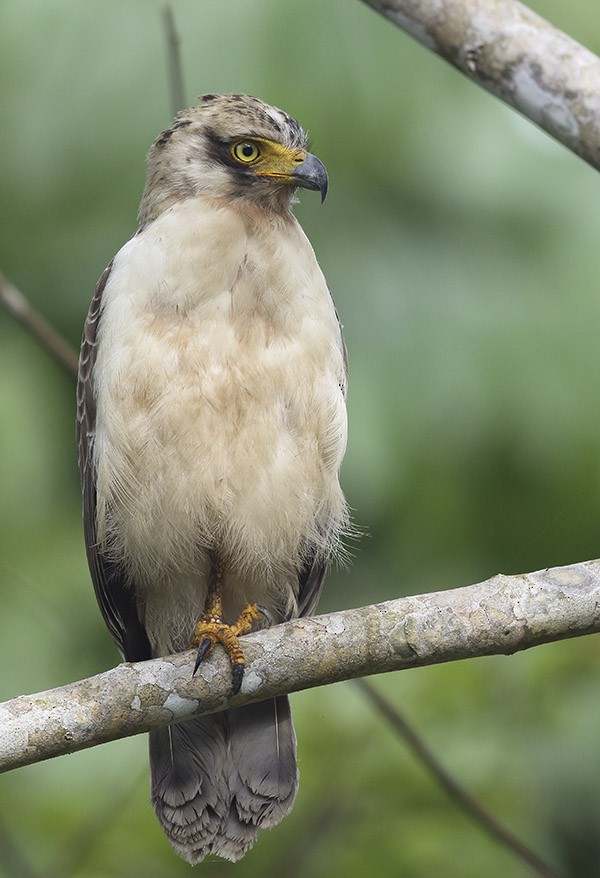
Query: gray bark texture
2 559 600 773
361 0 600 171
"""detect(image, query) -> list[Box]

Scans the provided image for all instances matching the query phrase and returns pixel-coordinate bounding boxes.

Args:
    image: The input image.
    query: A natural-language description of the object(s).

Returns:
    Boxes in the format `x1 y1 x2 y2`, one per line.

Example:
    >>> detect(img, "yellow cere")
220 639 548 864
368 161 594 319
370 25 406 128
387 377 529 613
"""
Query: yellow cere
231 138 307 178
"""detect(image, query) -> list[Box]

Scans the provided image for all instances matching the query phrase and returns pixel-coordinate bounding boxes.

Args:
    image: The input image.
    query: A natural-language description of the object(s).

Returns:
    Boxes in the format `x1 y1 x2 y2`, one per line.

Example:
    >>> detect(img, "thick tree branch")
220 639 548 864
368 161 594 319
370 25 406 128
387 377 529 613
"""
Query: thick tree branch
2 558 599 773
361 0 600 172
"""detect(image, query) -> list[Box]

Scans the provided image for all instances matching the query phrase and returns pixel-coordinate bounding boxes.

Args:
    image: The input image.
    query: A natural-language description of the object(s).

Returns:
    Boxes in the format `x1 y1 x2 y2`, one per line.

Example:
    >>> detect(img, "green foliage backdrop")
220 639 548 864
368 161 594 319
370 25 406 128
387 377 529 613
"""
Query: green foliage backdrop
2 1 600 875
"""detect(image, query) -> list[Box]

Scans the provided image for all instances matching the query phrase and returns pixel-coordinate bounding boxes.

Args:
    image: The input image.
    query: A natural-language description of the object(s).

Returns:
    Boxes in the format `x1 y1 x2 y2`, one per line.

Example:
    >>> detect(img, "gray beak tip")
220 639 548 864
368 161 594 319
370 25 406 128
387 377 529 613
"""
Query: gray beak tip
292 152 329 203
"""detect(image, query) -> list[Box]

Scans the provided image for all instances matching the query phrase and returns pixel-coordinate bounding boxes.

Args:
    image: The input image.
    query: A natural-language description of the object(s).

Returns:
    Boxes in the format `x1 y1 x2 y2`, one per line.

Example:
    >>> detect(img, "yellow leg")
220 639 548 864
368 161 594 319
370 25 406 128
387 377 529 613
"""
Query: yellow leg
190 557 263 694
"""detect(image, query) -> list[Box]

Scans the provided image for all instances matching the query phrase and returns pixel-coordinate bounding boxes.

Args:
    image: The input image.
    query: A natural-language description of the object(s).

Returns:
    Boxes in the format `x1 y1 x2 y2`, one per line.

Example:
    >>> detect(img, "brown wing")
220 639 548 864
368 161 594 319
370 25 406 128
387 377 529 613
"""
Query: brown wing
296 304 347 619
296 555 327 618
77 262 152 662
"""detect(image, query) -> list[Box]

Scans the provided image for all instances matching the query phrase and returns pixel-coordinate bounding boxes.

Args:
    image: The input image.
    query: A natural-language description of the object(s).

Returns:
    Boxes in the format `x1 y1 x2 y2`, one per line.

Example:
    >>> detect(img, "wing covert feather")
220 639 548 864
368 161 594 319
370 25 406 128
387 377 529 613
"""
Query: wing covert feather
77 261 152 661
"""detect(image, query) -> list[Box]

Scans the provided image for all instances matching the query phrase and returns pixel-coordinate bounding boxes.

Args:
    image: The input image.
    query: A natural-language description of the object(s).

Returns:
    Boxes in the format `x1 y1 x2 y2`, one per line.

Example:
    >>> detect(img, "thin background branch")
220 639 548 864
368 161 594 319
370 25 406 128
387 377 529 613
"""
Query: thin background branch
162 4 186 117
0 272 78 378
355 679 562 878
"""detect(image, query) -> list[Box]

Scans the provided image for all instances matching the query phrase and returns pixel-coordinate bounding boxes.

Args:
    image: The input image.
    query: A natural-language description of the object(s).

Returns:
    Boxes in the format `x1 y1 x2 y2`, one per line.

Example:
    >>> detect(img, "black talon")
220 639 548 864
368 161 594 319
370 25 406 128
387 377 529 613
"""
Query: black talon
231 663 244 696
193 637 213 675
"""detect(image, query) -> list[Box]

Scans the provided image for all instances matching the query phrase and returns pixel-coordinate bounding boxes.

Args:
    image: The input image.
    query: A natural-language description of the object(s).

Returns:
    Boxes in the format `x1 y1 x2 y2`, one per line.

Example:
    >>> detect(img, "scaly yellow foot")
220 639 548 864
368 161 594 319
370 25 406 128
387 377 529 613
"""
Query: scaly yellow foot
190 602 263 694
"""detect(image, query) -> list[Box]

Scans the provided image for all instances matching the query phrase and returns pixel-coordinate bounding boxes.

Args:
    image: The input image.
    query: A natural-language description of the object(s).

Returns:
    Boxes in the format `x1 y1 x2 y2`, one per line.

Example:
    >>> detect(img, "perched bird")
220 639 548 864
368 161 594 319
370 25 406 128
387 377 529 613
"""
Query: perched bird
77 94 348 863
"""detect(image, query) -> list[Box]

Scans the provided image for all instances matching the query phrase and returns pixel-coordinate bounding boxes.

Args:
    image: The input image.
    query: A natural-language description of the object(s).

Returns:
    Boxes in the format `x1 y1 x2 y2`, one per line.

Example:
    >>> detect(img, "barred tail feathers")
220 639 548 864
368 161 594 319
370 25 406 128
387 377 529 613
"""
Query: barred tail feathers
149 697 298 863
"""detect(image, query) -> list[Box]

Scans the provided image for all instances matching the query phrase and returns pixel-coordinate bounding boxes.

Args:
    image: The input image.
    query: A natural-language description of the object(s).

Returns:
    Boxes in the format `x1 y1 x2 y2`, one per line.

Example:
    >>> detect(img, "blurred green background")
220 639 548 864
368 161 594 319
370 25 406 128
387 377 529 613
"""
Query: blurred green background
2 1 600 876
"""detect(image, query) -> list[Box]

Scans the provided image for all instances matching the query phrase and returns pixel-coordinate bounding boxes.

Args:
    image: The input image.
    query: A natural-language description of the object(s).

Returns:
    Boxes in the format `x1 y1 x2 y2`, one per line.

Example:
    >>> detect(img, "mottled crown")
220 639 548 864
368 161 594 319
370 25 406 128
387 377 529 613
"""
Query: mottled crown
163 94 307 150
139 94 309 224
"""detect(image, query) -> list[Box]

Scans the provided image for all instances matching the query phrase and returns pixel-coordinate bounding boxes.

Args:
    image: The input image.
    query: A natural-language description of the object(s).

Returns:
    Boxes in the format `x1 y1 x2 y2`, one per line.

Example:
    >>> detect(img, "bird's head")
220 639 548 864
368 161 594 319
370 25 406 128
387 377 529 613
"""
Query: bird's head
139 94 328 224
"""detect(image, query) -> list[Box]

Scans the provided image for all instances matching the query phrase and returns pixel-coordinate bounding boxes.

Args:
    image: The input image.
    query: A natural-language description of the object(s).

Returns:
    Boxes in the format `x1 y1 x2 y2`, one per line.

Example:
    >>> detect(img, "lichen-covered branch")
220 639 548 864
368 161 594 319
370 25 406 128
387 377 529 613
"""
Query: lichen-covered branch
2 559 599 773
361 0 600 172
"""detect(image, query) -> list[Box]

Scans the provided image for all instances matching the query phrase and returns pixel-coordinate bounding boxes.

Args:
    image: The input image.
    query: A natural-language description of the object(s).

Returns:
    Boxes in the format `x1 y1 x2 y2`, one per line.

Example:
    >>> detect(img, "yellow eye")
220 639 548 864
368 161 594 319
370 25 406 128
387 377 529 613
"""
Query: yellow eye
232 141 261 164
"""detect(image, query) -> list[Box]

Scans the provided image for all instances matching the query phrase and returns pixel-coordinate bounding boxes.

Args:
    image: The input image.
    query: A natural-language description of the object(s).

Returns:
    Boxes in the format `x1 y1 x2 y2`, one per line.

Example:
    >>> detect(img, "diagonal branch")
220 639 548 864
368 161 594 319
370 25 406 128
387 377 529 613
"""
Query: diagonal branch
2 558 599 774
361 0 600 173
0 272 79 378
355 679 562 878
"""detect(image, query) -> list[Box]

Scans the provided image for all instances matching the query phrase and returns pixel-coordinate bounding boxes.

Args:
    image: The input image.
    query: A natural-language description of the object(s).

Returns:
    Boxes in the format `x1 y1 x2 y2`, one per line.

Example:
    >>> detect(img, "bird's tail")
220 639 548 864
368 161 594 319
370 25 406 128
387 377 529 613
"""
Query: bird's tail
149 696 298 863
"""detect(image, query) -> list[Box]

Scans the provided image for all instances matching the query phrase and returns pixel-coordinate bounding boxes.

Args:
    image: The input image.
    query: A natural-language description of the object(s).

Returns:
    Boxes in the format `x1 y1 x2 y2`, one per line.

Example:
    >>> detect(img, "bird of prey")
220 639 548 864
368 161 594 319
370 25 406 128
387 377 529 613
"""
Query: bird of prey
77 94 348 863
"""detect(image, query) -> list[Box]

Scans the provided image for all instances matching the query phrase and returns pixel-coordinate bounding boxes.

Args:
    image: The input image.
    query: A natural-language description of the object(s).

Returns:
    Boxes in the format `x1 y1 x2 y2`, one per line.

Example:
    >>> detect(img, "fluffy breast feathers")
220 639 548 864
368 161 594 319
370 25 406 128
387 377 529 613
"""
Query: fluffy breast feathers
91 196 347 638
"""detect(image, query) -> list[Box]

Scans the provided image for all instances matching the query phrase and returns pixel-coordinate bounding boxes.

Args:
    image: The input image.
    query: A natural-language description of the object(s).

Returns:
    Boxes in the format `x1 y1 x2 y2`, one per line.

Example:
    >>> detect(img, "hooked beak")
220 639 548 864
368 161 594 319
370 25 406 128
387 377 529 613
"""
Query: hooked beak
291 152 329 203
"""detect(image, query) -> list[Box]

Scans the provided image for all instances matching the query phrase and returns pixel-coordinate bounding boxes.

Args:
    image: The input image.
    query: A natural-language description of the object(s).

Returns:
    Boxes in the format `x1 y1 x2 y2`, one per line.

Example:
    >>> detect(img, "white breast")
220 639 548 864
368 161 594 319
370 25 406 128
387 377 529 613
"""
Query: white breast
92 197 347 647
